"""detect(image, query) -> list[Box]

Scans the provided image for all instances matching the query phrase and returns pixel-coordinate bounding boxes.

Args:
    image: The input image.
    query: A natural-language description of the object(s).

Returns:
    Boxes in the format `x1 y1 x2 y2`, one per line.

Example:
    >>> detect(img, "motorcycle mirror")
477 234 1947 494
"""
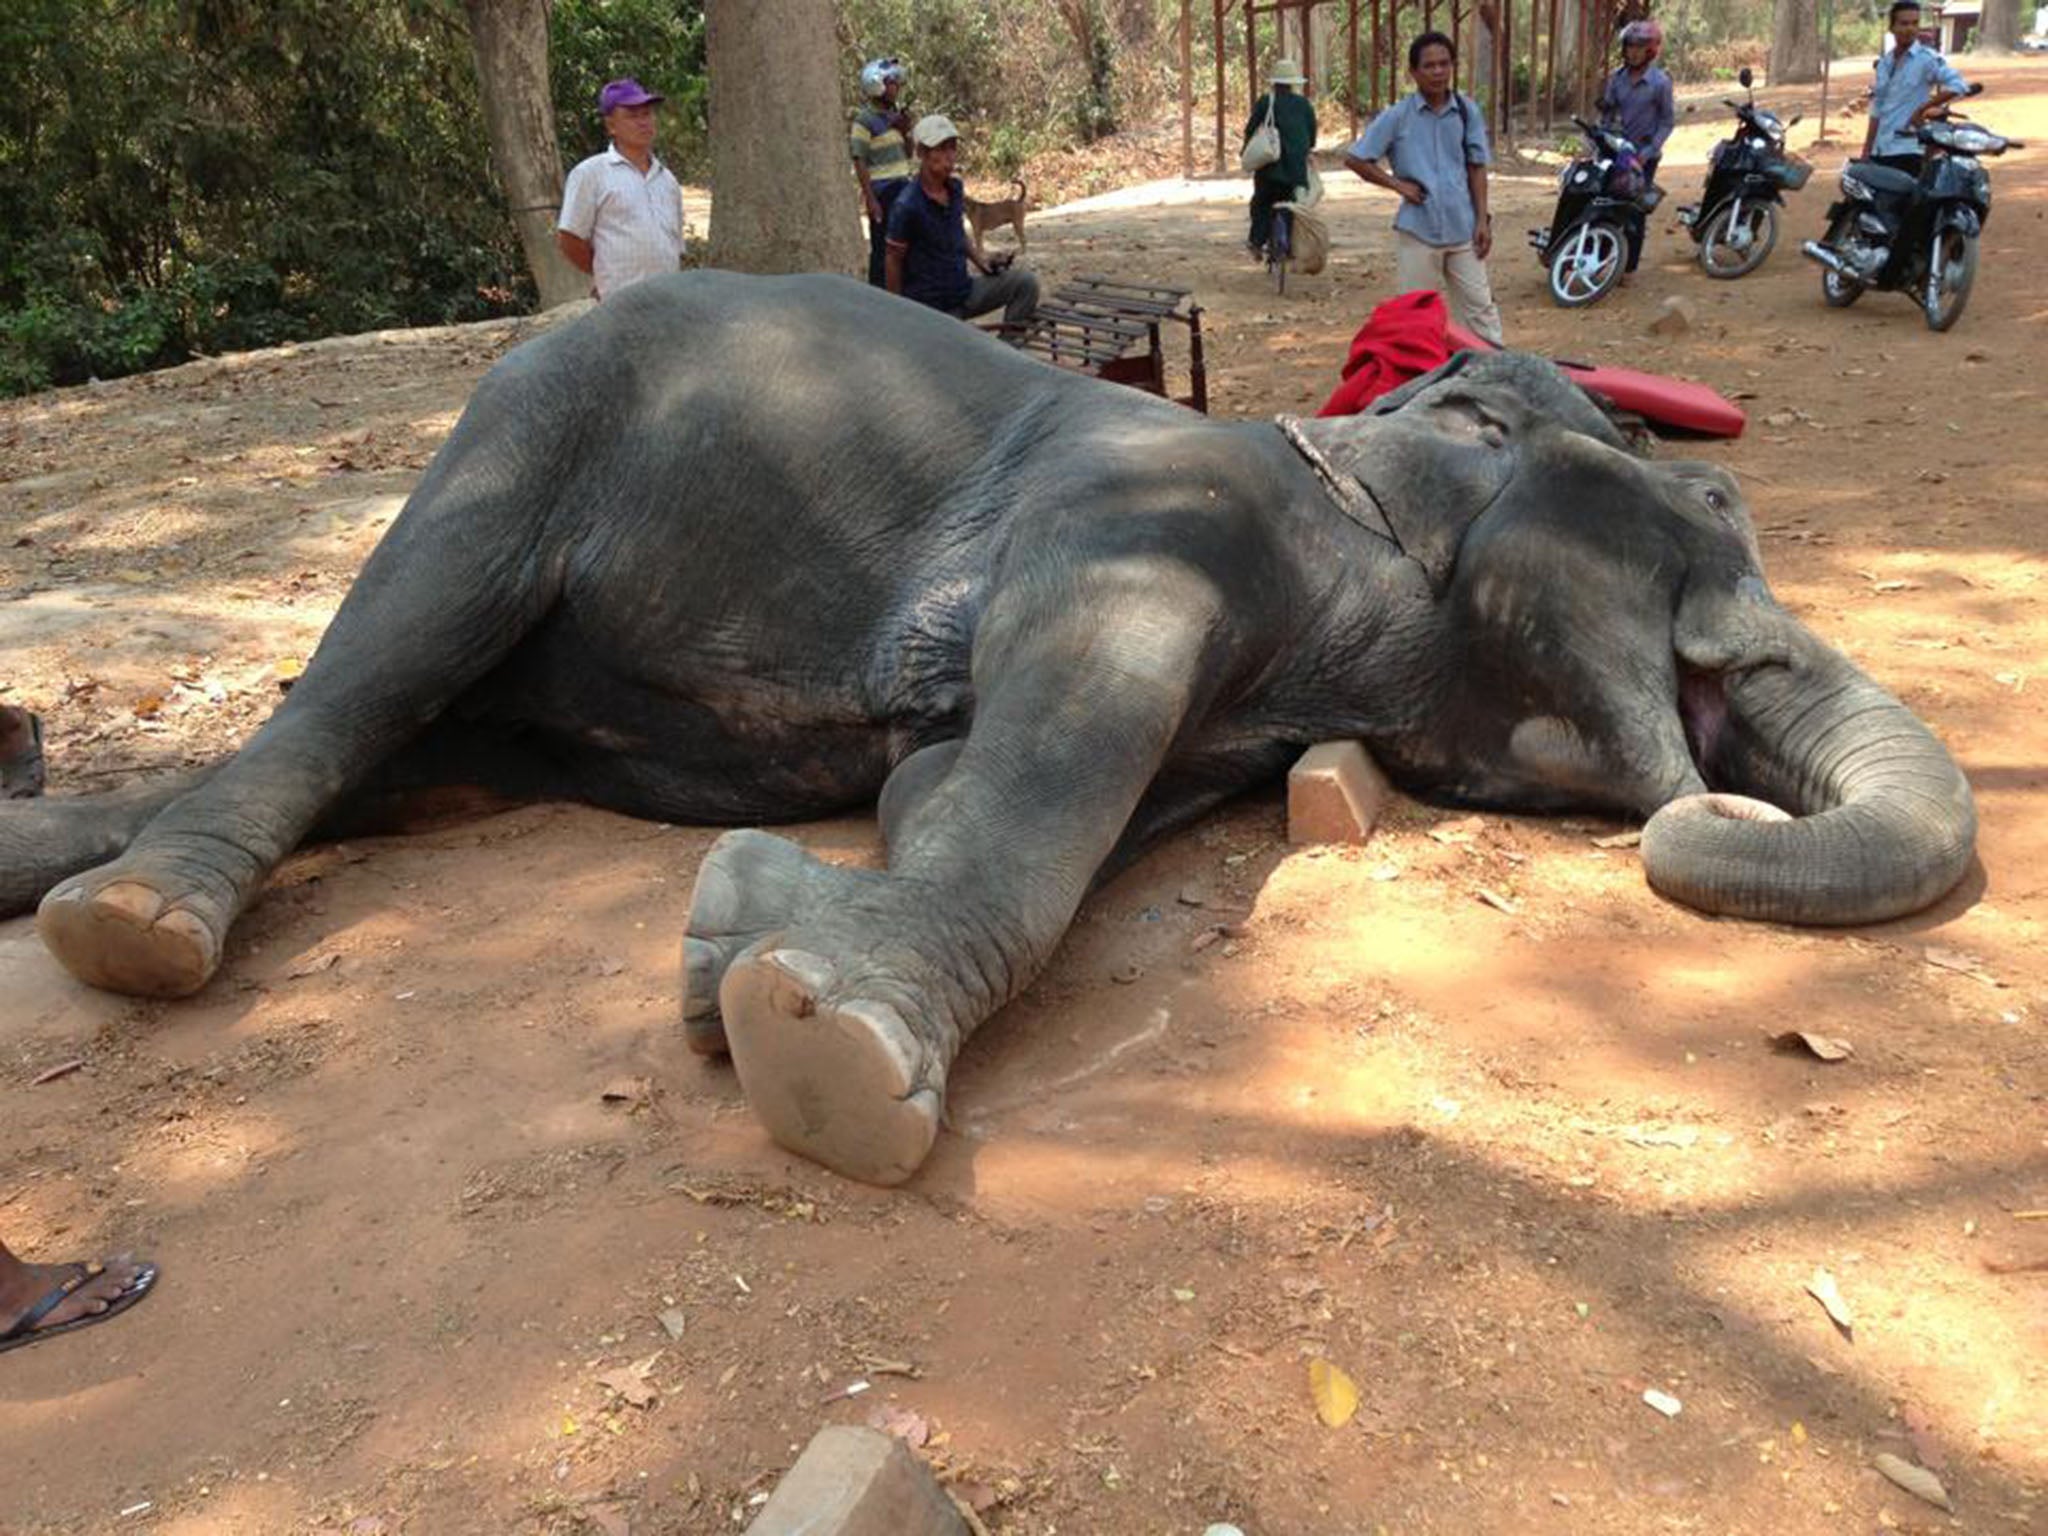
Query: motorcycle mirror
1788 113 1804 127
1738 66 1754 88
1965 81 1985 96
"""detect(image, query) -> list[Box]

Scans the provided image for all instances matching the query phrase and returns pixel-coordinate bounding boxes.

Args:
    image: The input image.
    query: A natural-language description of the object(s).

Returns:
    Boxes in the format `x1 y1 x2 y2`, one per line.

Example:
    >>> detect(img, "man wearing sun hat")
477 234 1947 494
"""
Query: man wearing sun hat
1244 58 1318 256
885 113 1040 329
557 77 686 300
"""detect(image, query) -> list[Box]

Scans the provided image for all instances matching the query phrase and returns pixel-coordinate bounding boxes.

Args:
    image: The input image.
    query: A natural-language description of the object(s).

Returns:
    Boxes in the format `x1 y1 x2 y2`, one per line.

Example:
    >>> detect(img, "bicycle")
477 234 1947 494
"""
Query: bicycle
1265 203 1293 294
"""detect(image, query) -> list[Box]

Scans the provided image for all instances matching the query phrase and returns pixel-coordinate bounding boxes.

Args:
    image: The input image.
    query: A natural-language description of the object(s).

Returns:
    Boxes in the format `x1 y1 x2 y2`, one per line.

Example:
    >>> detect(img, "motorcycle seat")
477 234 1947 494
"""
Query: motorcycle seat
1845 159 1919 196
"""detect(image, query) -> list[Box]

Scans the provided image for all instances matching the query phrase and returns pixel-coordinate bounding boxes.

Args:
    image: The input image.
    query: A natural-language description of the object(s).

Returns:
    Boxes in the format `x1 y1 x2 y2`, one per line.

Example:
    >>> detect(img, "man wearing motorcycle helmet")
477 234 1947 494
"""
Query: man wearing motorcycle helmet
852 57 915 287
1599 20 1674 275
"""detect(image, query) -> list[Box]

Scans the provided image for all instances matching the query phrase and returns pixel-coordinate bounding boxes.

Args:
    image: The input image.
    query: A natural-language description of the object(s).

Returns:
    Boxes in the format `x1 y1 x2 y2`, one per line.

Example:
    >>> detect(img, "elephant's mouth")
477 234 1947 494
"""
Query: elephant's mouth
1677 662 1732 786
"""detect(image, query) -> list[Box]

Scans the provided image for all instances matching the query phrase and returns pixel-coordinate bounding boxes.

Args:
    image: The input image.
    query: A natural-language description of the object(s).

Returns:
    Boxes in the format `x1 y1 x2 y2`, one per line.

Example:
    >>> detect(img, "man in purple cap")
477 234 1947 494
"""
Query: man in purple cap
557 77 686 300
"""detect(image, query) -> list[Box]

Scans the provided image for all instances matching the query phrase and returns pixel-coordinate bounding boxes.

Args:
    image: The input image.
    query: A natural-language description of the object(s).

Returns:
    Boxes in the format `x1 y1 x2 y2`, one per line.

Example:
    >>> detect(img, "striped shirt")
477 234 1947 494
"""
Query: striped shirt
558 144 685 299
850 107 913 186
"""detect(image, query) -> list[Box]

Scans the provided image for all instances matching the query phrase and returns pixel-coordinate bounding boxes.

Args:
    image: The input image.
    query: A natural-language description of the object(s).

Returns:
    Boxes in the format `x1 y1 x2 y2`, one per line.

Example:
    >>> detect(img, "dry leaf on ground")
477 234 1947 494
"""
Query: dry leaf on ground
600 1077 653 1109
1923 947 2001 988
1770 1029 1854 1062
595 1355 660 1409
1805 1268 1854 1337
1308 1357 1359 1427
867 1404 931 1448
1872 1452 1953 1511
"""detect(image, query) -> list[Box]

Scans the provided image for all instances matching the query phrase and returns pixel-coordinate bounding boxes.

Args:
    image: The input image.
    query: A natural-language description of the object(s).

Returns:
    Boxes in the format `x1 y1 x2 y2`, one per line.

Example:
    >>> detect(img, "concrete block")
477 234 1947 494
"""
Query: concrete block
746 1425 967 1536
1647 296 1695 337
1287 740 1391 846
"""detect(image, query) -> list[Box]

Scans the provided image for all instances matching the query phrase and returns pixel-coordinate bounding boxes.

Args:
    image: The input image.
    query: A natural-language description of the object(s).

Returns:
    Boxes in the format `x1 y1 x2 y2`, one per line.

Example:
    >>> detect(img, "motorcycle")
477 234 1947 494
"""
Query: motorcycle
1529 118 1656 307
1800 85 2022 332
1676 66 1811 279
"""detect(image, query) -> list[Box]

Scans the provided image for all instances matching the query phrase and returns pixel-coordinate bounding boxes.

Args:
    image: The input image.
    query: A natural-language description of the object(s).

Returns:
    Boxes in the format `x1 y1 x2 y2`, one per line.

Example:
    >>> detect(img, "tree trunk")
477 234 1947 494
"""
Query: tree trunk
705 0 863 276
1977 0 2022 51
462 0 588 310
1768 0 1824 85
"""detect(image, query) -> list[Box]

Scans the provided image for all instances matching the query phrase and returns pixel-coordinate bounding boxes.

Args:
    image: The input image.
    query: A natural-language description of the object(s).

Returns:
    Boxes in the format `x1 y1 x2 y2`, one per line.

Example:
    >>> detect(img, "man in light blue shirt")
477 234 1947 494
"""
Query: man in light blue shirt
1864 1 1968 174
1343 30 1504 345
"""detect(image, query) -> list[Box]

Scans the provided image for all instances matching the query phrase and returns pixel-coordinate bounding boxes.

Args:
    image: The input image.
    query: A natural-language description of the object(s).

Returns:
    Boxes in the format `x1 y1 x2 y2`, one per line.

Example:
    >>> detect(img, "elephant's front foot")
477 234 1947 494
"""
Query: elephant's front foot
720 944 950 1186
37 865 232 998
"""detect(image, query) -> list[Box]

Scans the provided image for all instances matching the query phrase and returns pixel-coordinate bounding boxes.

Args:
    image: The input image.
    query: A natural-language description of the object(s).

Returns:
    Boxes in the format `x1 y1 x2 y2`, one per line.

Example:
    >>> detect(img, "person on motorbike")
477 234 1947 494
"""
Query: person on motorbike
1864 1 1968 178
1598 20 1673 275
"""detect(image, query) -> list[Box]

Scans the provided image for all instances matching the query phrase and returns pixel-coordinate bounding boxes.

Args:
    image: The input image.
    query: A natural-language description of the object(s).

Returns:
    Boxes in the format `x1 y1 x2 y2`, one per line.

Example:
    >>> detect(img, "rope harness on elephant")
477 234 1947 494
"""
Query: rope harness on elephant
1274 415 1401 549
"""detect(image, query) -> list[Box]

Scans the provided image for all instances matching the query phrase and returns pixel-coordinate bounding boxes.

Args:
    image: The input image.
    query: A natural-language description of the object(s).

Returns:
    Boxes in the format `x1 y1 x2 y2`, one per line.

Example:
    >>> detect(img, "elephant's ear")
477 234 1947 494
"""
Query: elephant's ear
1295 351 1636 597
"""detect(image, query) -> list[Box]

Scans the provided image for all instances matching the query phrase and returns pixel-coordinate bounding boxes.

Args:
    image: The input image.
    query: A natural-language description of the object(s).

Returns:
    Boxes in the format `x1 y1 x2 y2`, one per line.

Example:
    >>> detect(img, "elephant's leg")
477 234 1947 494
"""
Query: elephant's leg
678 739 966 1058
35 424 560 997
706 573 1227 1184
0 772 211 920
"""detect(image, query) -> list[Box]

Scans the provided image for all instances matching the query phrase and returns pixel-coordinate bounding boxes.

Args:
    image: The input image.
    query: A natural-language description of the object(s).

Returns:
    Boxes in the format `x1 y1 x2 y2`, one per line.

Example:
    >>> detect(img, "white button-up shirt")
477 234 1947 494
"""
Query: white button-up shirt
558 144 685 299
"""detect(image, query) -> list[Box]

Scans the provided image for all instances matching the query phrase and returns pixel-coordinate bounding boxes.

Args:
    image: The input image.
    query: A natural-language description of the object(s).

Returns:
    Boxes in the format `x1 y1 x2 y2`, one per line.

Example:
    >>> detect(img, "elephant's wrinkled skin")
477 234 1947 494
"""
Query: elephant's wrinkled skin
7 273 1975 1183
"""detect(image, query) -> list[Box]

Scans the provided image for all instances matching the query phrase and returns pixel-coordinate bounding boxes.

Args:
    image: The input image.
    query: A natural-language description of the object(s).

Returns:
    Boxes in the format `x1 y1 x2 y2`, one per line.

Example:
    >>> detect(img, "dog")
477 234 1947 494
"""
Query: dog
1 705 45 799
964 179 1032 253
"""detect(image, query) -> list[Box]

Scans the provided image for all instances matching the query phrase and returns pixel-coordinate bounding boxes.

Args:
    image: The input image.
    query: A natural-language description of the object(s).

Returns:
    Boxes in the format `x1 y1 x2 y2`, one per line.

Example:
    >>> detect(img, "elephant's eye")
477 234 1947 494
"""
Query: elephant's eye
1703 487 1728 513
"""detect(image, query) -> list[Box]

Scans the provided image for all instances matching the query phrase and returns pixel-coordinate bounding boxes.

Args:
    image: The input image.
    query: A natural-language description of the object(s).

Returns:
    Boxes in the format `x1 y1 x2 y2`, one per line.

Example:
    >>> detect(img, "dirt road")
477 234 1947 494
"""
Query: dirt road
3 59 2044 1536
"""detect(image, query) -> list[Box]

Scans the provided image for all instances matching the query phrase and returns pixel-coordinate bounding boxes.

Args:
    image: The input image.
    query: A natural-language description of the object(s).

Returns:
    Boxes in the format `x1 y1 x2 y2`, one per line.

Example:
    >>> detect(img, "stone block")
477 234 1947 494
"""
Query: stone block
1287 740 1390 846
1646 296 1694 337
746 1425 967 1536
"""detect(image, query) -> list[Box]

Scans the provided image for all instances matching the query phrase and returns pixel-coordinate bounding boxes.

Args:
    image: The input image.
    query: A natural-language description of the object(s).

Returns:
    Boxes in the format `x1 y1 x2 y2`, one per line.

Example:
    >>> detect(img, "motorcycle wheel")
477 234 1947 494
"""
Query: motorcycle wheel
1821 264 1865 308
1547 221 1625 307
1923 227 1978 332
1697 200 1778 279
1818 213 1865 308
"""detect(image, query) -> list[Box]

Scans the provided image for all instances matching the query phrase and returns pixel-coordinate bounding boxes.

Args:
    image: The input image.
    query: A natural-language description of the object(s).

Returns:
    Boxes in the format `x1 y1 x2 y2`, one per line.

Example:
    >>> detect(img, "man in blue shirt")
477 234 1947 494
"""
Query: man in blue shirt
1343 31 1504 345
1864 1 1968 176
885 115 1041 329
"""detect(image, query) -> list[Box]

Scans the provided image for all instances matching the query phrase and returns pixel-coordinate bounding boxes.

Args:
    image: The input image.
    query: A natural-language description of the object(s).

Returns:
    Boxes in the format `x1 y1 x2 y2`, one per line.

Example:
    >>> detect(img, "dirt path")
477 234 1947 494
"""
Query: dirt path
3 60 2045 1536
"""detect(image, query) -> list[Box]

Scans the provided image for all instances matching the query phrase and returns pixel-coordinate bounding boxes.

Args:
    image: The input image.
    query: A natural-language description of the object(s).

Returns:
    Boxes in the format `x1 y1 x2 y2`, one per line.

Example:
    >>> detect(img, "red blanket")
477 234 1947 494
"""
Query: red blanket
1315 290 1746 438
1315 290 1451 418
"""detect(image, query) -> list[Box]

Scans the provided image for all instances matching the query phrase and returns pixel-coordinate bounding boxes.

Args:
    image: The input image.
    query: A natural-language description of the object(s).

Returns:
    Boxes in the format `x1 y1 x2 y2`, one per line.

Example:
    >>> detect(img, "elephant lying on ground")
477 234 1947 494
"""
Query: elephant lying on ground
5 273 1976 1184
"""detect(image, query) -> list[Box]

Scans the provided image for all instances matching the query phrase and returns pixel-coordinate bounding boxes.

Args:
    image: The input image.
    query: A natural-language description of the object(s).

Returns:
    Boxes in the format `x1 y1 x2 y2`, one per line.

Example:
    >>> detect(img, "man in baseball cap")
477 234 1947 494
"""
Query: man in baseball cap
557 77 686 299
884 114 1039 329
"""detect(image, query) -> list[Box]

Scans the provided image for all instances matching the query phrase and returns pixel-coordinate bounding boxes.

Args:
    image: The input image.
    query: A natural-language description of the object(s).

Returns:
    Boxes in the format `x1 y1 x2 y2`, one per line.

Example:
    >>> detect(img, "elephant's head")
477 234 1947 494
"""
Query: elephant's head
1290 351 1976 926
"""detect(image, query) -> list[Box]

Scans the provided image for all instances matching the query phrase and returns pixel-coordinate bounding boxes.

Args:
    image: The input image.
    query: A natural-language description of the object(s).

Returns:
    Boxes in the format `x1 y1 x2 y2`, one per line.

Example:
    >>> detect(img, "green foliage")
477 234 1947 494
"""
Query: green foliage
0 0 531 396
551 0 708 177
840 0 1154 157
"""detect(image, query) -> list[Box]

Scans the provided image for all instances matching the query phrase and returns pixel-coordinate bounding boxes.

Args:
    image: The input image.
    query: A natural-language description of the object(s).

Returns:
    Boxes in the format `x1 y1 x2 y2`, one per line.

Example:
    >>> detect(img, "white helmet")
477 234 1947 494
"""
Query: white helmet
860 57 906 100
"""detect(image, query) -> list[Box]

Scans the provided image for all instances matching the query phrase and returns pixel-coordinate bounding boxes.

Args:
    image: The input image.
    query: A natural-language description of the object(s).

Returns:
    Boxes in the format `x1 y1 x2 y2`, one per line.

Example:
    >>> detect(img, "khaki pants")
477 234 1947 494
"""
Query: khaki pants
1395 230 1505 347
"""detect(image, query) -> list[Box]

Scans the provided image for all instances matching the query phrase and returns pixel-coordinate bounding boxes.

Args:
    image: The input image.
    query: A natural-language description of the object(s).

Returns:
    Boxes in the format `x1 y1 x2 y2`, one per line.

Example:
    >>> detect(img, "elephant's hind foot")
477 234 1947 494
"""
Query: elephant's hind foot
37 874 226 998
720 946 943 1187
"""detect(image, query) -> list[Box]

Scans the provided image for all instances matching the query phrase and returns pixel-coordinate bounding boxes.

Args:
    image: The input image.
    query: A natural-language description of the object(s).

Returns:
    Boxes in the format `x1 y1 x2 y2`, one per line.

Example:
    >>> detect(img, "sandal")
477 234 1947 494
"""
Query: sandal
0 1257 158 1356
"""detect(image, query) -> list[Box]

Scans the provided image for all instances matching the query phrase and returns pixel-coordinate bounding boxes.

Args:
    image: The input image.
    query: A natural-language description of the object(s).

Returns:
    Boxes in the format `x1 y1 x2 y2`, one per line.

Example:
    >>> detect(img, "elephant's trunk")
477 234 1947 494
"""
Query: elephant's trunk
1641 637 1976 925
